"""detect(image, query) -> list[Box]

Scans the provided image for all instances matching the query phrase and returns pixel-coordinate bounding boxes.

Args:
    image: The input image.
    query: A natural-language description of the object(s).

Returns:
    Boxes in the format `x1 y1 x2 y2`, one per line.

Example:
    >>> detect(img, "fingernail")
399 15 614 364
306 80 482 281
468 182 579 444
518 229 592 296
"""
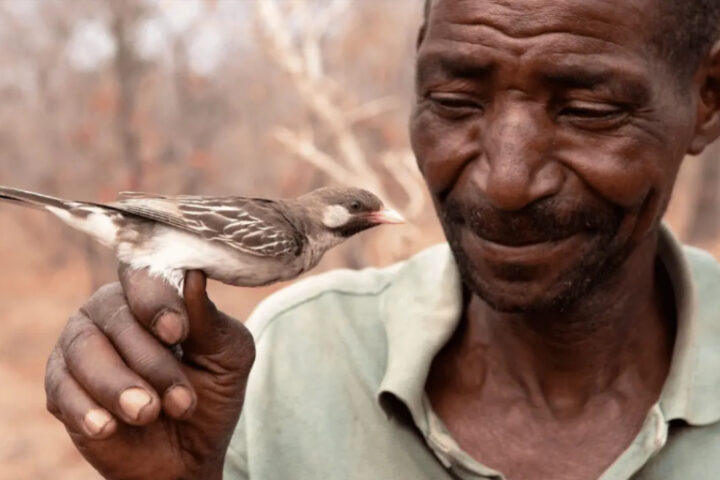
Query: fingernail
154 310 184 344
83 408 113 436
119 387 153 421
163 385 195 419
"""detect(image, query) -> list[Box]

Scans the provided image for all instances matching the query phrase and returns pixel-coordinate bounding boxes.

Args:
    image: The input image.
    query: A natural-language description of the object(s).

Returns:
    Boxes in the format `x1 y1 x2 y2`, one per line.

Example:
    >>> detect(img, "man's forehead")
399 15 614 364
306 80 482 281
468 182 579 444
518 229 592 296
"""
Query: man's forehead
426 0 659 44
418 0 662 109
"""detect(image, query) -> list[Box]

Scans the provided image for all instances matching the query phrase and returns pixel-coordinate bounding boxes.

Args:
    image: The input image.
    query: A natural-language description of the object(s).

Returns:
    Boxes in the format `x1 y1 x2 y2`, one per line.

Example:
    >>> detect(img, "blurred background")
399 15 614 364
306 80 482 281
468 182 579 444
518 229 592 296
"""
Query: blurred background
0 0 717 478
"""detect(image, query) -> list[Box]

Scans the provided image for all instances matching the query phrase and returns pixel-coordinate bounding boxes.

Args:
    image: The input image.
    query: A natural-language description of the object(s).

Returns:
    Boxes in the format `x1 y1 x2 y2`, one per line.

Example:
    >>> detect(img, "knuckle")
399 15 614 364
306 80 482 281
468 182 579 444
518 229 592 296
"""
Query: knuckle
130 347 166 372
86 282 125 308
122 270 182 319
44 347 64 395
44 351 71 418
130 347 186 389
60 320 99 358
44 369 60 401
240 338 256 371
78 283 126 325
235 323 255 351
108 315 135 339
224 323 256 373
236 326 255 357
46 398 61 418
125 293 162 325
94 282 124 299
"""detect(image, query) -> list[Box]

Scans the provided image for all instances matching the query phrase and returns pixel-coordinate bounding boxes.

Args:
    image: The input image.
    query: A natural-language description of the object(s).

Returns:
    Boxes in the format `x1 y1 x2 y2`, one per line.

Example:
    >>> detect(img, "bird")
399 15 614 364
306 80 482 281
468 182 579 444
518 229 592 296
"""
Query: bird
0 186 404 295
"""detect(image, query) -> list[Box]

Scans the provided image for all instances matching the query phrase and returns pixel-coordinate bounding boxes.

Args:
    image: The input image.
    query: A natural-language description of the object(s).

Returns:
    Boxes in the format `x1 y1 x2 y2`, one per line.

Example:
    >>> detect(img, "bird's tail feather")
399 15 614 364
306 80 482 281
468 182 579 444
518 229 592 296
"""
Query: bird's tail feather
0 186 120 247
0 186 74 210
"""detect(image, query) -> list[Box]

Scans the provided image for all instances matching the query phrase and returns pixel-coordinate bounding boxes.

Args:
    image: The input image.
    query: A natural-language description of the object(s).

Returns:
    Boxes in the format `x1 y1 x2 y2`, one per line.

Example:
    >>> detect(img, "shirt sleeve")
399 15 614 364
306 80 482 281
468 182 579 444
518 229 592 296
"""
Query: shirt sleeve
223 410 250 479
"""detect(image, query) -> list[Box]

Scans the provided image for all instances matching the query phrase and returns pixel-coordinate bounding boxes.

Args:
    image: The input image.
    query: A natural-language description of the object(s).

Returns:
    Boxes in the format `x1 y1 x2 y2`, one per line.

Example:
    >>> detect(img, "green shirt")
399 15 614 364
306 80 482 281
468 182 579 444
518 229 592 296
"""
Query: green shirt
223 226 720 479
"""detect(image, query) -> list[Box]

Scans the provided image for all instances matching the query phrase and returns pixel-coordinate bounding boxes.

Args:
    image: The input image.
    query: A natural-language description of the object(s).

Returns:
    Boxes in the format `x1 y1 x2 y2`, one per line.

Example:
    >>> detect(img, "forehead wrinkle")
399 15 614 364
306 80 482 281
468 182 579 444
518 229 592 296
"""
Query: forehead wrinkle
421 15 655 94
430 0 653 53
424 12 644 69
417 35 647 88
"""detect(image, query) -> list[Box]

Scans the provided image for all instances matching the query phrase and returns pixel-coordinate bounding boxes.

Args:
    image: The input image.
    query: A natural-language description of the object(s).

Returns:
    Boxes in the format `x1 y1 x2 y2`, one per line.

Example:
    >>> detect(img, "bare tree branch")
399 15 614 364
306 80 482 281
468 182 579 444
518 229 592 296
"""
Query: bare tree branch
381 151 427 218
273 127 355 185
256 0 427 210
256 0 431 262
345 96 398 125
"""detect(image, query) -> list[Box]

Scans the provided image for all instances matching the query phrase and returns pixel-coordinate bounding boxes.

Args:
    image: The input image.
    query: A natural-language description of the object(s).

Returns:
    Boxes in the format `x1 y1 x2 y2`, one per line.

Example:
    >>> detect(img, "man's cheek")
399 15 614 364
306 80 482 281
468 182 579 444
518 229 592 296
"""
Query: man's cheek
410 114 481 195
555 139 664 209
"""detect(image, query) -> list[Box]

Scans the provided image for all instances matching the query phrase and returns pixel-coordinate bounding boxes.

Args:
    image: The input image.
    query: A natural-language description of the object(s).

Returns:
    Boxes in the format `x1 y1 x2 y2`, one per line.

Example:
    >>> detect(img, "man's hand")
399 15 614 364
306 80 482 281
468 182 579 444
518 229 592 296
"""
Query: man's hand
44 269 255 480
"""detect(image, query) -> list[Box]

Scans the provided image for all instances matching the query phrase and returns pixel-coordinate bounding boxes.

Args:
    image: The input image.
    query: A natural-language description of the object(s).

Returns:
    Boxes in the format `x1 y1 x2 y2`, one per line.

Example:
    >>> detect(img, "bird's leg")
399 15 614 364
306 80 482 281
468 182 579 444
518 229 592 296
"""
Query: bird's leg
170 344 184 359
160 269 186 297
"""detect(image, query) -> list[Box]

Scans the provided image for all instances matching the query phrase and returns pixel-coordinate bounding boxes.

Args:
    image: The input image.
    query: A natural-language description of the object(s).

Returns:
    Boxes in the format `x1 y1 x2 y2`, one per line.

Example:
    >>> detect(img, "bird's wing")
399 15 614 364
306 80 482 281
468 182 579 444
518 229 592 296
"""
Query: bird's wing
109 194 303 257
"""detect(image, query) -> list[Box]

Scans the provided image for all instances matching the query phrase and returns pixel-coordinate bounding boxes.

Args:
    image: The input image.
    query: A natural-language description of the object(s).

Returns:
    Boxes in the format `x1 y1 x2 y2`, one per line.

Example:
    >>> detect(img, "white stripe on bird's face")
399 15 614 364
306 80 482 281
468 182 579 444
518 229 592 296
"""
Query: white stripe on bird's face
321 205 351 229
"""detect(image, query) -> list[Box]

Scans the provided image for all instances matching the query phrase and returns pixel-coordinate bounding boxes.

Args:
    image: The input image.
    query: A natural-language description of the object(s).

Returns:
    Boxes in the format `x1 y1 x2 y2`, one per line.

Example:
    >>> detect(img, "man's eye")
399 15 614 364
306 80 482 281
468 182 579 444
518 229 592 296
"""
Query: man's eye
558 102 628 129
560 102 626 118
427 93 483 117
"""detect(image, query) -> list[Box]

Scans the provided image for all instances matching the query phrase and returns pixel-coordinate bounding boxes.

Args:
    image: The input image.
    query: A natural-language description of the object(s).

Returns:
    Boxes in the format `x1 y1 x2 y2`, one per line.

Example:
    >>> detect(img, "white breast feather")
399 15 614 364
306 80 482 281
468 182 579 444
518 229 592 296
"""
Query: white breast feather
117 226 270 295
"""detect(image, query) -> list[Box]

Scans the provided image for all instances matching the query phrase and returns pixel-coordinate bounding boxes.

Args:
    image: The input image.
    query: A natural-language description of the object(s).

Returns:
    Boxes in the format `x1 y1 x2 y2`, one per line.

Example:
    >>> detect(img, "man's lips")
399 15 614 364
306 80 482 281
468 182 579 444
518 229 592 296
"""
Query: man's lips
466 226 580 247
464 229 588 263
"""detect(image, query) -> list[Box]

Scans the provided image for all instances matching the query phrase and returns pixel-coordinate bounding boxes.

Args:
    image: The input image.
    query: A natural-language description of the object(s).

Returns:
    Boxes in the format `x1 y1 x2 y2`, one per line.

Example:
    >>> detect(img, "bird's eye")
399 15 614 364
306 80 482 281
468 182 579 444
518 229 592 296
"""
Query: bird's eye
349 200 362 212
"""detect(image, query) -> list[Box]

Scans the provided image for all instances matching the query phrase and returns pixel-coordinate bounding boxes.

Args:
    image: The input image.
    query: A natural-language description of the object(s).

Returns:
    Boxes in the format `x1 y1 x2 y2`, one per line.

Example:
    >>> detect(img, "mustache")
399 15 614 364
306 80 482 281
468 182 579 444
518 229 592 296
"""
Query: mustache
442 196 623 246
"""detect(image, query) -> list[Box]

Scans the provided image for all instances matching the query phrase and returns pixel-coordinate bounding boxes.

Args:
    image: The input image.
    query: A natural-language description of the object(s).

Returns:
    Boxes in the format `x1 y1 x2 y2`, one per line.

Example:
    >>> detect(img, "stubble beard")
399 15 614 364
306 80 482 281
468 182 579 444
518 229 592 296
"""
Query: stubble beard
439 197 632 314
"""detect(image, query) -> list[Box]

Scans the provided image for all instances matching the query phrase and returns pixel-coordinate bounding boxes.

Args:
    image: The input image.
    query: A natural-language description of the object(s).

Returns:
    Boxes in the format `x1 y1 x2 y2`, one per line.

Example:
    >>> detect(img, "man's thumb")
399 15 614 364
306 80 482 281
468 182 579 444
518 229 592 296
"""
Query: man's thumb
181 271 254 368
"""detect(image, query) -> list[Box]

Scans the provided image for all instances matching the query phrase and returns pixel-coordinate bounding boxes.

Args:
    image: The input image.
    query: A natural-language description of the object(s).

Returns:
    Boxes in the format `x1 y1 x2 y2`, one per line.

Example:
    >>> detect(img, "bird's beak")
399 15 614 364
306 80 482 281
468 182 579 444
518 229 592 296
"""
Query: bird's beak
367 208 405 224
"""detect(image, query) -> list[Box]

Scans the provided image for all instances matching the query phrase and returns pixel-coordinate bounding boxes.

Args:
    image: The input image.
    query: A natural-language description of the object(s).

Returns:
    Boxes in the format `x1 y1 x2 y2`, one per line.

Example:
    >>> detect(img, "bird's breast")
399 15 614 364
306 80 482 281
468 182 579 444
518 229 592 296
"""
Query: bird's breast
116 224 295 287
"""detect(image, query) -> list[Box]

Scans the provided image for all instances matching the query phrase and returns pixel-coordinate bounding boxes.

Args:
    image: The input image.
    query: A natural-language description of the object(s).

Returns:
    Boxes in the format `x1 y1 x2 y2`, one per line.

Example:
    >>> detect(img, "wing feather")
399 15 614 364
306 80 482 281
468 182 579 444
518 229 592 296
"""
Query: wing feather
108 194 303 257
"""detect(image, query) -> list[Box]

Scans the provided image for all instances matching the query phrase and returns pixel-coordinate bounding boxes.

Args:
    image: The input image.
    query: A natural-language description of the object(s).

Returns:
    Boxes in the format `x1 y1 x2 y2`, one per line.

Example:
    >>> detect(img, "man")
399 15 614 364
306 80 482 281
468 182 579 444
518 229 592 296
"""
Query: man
44 0 720 478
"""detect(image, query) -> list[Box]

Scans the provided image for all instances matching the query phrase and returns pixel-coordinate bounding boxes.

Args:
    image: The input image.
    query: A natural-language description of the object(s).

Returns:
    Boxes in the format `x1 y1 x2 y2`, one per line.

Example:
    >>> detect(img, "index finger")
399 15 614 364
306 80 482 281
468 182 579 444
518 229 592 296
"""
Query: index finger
118 264 189 345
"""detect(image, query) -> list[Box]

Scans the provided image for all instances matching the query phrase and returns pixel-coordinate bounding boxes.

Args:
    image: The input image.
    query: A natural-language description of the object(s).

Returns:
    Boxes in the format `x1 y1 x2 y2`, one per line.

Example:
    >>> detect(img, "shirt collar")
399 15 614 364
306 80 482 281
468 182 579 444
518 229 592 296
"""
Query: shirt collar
657 226 720 425
377 243 463 432
377 225 720 429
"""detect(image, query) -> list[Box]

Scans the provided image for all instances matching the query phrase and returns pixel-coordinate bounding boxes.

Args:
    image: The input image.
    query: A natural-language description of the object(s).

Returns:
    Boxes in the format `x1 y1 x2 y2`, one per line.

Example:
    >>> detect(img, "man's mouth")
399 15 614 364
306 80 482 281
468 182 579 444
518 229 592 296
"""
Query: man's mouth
443 192 626 241
464 229 588 264
474 230 577 247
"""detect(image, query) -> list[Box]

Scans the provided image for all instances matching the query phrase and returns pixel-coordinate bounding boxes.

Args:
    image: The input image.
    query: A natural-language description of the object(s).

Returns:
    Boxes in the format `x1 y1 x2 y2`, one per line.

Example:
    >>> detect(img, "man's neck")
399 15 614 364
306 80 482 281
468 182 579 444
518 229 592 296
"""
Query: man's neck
430 233 676 419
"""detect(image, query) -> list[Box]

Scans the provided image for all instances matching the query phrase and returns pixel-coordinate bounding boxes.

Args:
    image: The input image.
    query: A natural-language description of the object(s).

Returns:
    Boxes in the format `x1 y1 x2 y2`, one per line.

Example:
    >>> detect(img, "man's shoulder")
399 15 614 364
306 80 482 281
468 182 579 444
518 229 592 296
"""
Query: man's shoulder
638 420 720 479
246 243 450 344
245 261 398 343
681 244 720 285
680 244 720 326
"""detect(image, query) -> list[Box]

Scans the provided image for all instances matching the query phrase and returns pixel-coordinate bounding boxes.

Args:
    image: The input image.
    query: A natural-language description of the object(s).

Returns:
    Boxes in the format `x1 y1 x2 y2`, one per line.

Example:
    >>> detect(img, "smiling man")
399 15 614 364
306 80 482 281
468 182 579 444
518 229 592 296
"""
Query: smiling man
44 1 720 479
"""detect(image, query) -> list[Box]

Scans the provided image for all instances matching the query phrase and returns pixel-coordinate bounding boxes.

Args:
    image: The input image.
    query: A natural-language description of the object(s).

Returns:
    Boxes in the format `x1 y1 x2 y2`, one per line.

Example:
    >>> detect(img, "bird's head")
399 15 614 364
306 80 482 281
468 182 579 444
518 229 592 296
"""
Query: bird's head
298 187 404 239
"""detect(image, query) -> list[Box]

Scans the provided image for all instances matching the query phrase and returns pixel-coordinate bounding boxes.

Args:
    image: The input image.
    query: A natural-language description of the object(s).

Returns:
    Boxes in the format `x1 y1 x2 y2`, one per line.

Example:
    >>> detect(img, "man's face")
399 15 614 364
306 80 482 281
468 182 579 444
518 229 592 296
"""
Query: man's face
410 0 700 312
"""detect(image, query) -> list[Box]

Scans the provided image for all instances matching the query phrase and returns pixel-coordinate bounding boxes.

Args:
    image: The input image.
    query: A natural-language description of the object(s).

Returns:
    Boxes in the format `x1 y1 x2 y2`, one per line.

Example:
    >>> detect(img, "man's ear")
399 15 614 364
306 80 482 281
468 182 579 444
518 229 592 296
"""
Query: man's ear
416 0 432 50
689 39 720 155
416 24 427 50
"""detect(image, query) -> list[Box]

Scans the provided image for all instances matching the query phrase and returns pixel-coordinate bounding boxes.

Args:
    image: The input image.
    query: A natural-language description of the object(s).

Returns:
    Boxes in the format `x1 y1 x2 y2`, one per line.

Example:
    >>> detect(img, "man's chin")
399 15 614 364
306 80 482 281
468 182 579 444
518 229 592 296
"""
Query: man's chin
469 276 588 313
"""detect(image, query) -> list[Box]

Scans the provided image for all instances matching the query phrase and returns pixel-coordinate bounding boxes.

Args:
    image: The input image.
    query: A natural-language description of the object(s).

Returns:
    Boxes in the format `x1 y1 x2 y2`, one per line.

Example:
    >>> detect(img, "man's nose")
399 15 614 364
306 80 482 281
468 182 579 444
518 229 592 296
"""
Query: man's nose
473 101 564 211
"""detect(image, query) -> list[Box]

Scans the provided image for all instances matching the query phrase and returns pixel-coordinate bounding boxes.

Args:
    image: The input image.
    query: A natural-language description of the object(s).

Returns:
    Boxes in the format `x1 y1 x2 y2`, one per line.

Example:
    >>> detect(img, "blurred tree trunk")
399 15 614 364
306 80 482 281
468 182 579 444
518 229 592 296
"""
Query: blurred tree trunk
687 143 720 244
81 0 148 291
109 0 146 190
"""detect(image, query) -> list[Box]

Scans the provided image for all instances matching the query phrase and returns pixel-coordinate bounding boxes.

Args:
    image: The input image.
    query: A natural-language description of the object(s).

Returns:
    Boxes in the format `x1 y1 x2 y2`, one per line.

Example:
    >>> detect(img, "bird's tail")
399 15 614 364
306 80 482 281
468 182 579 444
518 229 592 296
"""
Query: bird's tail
0 186 121 247
0 186 74 210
